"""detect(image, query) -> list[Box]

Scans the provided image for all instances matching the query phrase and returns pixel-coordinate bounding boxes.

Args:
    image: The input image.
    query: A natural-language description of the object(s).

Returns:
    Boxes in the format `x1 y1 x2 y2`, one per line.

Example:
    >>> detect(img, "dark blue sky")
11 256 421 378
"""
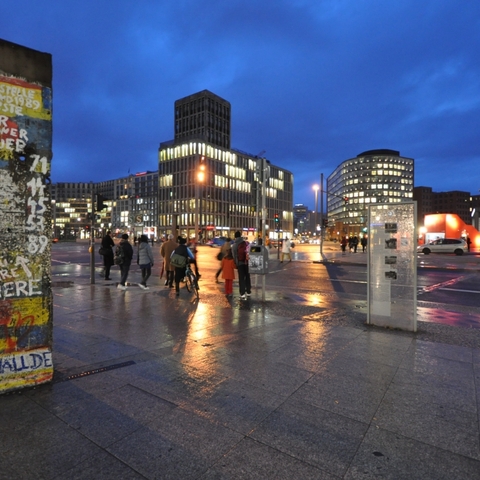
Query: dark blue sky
3 1 480 207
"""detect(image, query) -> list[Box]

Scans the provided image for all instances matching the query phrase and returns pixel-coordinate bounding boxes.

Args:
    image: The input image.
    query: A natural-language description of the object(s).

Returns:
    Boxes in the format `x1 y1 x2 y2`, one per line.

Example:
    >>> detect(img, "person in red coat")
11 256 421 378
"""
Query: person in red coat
221 249 236 296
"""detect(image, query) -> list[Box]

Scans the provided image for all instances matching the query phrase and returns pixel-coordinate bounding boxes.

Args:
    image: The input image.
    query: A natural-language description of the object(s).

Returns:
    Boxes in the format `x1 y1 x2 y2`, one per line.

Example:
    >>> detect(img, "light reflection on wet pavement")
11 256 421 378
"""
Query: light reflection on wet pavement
3 242 479 478
51 241 480 347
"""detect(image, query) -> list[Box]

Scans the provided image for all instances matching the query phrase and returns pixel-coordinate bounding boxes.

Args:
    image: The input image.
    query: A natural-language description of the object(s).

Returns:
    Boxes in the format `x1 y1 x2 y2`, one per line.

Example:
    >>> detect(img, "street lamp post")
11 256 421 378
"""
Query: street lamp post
313 184 319 237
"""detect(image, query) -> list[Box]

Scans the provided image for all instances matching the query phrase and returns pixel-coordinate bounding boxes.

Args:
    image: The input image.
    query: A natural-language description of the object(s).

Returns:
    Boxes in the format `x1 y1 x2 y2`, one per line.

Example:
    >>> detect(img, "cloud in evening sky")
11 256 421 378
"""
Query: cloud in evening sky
3 0 480 206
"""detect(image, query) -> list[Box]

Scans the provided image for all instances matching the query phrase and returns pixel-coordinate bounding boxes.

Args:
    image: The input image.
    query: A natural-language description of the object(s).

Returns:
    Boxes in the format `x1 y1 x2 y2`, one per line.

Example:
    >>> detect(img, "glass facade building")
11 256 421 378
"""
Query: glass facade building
158 141 293 240
327 149 414 236
158 90 293 240
50 172 159 240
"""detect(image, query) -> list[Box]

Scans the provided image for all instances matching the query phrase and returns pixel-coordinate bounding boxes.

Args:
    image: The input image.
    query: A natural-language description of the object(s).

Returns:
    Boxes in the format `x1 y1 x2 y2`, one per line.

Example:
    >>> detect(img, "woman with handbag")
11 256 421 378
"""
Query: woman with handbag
100 231 115 280
137 234 154 290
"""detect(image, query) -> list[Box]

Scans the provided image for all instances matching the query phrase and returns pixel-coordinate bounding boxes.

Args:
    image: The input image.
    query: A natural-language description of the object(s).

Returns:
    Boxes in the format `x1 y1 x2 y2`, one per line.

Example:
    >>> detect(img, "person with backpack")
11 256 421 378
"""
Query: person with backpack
116 233 134 290
170 236 195 297
137 234 154 290
231 231 251 300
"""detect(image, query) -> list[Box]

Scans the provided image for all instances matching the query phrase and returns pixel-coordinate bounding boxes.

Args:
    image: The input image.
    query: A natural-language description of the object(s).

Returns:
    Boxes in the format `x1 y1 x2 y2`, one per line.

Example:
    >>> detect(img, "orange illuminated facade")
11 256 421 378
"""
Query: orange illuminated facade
421 213 480 248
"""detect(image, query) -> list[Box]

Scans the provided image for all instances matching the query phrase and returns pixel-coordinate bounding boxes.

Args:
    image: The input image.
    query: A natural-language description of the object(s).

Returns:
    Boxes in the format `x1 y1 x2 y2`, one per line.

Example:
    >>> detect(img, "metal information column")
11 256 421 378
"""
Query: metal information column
367 202 417 332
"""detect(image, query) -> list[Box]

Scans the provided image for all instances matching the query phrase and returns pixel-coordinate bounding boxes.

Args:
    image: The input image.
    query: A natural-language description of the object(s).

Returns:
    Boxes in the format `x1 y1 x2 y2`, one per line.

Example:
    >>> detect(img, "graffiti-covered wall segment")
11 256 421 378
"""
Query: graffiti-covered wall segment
0 39 53 393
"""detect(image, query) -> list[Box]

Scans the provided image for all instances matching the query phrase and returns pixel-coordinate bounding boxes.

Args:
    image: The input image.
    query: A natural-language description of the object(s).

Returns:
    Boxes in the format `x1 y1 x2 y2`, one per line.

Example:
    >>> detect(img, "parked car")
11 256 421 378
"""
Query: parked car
417 238 467 255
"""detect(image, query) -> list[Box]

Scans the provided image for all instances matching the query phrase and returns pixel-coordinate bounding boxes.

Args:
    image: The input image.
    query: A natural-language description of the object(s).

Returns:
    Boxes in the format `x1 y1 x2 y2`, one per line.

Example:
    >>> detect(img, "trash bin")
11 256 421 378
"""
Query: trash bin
248 245 269 274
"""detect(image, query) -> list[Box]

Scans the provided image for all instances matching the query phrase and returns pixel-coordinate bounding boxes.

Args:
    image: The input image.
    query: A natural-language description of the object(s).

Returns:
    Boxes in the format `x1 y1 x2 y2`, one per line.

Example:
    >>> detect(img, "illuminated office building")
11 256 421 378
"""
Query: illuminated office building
158 90 293 240
51 171 159 240
327 149 414 235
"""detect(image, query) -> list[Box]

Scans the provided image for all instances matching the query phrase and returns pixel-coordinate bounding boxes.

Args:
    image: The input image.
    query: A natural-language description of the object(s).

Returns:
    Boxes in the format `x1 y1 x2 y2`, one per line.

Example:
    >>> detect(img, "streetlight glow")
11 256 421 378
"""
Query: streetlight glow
197 163 206 182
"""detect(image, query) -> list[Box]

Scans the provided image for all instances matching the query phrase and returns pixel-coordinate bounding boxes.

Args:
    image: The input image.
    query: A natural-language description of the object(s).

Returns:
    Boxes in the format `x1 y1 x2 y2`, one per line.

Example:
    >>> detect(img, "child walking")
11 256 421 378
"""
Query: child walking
221 249 236 296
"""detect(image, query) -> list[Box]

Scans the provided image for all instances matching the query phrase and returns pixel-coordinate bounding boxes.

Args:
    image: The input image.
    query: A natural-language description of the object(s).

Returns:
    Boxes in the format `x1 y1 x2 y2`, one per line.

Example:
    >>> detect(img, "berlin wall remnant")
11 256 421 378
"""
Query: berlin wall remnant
0 39 53 393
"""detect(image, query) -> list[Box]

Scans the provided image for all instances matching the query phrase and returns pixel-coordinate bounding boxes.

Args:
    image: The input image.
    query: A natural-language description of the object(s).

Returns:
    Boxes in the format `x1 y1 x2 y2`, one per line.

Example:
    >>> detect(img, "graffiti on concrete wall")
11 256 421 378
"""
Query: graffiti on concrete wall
0 71 53 393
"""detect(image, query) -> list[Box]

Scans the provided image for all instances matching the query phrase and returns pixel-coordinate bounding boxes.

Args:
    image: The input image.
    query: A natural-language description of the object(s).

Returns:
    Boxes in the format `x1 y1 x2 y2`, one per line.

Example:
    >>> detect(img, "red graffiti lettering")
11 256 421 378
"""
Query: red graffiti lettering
0 302 35 353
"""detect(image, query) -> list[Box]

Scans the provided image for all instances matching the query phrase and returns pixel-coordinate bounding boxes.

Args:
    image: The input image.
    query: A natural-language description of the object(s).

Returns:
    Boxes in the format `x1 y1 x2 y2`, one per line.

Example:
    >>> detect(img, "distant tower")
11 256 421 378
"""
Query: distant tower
174 90 231 149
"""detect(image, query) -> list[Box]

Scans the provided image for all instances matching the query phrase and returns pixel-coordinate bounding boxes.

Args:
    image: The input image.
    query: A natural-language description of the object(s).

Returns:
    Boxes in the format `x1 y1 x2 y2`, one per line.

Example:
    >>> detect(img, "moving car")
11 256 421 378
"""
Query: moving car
207 236 229 247
417 238 467 255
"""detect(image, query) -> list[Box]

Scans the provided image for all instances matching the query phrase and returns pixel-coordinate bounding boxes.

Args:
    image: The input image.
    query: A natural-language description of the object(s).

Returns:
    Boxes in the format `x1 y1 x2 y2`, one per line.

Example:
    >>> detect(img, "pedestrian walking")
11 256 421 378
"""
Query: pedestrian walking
215 238 232 282
340 236 348 255
361 235 368 252
160 234 178 288
352 235 359 253
231 231 251 299
100 230 115 280
280 238 292 262
221 249 236 296
116 234 134 290
137 234 154 290
171 237 195 297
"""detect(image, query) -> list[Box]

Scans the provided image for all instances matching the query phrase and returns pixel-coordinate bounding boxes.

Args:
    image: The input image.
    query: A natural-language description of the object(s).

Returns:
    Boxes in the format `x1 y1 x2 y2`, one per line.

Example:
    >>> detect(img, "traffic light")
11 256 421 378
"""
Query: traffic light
96 194 107 211
344 196 349 205
85 225 90 231
274 213 280 231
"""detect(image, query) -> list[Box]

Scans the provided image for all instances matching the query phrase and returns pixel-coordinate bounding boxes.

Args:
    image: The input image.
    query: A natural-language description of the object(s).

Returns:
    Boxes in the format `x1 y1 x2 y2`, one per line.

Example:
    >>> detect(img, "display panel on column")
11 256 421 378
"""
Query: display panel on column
367 202 417 332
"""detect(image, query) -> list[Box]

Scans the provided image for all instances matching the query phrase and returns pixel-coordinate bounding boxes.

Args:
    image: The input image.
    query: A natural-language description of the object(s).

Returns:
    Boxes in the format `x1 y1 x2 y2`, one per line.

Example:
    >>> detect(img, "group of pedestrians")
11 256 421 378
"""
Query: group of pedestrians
340 235 368 255
100 232 153 290
160 234 201 296
99 230 257 300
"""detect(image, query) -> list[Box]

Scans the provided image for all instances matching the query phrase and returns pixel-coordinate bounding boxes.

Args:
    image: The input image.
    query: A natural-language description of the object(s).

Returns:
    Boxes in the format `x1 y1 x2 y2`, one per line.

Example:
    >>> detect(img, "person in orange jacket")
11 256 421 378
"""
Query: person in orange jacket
221 249 236 296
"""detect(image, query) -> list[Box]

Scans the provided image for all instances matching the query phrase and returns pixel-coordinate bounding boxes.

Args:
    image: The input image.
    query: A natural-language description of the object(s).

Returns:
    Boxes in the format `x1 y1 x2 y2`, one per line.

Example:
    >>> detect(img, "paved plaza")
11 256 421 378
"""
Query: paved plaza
1 245 480 479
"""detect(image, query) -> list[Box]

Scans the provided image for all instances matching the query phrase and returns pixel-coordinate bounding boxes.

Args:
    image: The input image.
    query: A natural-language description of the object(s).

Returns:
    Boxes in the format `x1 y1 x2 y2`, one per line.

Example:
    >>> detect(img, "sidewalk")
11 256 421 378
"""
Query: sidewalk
1 250 479 478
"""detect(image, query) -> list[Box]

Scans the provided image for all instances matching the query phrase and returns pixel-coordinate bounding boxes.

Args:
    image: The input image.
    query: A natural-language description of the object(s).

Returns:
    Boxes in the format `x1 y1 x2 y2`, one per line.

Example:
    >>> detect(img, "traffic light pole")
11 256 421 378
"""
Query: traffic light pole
261 158 269 301
320 173 324 258
90 191 95 284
